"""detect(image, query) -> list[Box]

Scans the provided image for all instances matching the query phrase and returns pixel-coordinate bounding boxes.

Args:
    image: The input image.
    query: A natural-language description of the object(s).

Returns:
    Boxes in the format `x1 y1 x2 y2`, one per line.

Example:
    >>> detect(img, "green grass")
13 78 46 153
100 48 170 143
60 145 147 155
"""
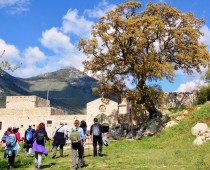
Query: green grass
1 104 210 170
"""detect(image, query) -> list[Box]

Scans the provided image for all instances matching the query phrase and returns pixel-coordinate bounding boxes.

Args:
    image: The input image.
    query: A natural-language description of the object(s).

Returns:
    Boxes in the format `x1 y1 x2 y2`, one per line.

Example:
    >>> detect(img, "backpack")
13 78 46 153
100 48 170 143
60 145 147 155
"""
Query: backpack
6 134 16 147
1 132 7 142
92 124 100 136
26 129 33 141
70 128 80 143
36 131 45 144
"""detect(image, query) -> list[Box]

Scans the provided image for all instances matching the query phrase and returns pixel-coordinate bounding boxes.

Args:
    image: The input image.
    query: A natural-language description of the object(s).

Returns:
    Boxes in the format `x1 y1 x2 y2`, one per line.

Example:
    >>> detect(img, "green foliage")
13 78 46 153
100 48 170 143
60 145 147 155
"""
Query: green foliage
196 85 210 104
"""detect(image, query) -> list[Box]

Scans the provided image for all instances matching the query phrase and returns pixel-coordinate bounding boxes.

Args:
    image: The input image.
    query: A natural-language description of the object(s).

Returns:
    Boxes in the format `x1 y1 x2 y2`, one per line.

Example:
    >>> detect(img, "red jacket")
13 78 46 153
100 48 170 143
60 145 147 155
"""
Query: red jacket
14 131 23 142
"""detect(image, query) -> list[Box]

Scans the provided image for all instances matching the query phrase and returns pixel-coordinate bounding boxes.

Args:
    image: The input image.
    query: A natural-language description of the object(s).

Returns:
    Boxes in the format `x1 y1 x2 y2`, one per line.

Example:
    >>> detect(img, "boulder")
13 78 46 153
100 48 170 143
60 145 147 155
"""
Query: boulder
144 121 161 136
191 123 208 136
108 129 123 140
127 129 137 139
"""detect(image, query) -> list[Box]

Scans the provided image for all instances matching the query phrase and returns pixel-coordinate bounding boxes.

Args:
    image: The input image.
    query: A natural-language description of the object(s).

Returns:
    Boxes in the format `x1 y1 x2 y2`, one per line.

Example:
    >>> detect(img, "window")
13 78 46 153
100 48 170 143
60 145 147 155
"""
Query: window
47 120 52 127
0 122 2 130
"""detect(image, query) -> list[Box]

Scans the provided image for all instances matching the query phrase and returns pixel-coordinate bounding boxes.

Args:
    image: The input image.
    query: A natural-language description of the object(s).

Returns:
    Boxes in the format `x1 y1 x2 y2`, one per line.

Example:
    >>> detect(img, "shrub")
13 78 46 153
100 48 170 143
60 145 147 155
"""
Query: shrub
196 85 210 104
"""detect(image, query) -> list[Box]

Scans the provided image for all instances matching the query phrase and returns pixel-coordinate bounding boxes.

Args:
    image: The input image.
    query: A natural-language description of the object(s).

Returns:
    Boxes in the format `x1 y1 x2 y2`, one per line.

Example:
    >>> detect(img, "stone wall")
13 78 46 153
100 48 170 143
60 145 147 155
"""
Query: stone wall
0 107 86 138
6 96 49 109
165 91 197 108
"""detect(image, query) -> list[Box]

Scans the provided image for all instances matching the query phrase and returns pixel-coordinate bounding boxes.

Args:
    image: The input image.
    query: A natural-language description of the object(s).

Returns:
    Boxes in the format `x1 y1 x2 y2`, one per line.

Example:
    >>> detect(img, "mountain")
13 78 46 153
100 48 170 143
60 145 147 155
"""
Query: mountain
0 67 99 114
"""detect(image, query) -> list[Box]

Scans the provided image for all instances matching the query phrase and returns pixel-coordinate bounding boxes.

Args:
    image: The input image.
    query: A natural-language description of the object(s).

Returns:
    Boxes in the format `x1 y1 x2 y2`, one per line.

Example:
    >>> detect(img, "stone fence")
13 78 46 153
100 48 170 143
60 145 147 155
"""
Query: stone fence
165 91 197 108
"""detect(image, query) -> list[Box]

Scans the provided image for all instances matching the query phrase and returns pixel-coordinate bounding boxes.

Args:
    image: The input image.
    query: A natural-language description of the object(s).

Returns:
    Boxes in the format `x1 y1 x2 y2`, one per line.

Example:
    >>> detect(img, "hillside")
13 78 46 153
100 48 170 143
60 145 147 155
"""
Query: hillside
0 103 210 169
0 67 99 114
0 70 30 108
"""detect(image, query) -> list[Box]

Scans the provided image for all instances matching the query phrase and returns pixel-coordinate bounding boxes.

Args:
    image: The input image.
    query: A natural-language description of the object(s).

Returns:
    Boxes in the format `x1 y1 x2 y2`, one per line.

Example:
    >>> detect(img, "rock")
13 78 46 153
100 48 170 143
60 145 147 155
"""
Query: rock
182 110 189 116
136 129 144 139
144 121 161 136
175 116 183 121
193 136 204 145
108 129 123 140
127 129 137 139
165 121 178 128
161 115 170 124
191 123 208 136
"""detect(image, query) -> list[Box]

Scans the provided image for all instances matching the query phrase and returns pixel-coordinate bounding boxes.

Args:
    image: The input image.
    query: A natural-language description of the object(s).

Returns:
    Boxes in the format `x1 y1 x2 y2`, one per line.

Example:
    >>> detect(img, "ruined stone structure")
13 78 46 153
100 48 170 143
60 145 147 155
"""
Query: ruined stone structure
165 91 197 108
0 92 197 138
0 96 86 138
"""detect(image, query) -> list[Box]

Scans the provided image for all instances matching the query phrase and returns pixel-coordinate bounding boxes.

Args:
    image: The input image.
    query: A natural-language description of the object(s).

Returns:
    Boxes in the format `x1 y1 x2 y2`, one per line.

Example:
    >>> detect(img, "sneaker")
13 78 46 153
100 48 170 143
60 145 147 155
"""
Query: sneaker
6 165 12 169
52 155 56 159
98 153 103 157
36 166 42 170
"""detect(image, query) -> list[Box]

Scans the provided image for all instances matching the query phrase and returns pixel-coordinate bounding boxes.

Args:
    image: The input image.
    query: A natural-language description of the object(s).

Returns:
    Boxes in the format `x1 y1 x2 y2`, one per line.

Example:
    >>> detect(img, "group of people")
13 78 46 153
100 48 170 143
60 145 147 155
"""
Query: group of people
1 118 106 170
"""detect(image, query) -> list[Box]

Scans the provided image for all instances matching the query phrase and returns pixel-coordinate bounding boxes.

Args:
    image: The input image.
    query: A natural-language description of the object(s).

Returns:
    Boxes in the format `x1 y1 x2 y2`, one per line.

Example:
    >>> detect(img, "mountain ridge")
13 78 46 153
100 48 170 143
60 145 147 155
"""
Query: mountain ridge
0 67 99 114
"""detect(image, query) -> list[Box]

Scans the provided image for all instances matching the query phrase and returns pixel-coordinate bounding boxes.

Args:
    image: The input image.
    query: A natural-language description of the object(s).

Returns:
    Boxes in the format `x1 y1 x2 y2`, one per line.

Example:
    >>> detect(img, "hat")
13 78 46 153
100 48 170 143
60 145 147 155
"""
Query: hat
13 125 20 129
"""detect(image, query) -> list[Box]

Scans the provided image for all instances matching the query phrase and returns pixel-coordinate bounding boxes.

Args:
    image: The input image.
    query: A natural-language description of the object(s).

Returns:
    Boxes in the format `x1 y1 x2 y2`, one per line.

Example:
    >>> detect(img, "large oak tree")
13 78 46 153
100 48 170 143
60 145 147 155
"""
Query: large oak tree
78 1 210 119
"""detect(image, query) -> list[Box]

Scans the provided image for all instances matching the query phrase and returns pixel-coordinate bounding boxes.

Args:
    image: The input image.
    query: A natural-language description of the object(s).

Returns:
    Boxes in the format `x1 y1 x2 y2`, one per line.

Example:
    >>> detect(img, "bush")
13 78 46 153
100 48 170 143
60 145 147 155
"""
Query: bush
196 85 210 104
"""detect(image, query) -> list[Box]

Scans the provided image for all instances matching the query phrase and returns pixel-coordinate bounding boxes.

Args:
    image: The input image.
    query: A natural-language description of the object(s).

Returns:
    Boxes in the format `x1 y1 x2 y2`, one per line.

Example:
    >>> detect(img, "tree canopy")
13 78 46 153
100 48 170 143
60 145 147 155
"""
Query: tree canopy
78 1 210 118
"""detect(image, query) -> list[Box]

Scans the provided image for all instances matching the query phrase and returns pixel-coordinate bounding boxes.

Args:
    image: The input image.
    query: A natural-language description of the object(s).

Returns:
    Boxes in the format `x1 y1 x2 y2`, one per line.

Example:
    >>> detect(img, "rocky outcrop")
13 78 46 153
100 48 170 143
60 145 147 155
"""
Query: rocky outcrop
166 92 197 108
191 123 210 145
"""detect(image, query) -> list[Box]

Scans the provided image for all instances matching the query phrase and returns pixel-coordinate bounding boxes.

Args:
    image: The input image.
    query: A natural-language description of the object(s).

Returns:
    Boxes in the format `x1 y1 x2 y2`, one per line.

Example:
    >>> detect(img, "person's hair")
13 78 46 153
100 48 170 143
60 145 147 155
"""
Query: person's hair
37 122 45 130
7 127 12 132
93 118 98 123
80 120 87 128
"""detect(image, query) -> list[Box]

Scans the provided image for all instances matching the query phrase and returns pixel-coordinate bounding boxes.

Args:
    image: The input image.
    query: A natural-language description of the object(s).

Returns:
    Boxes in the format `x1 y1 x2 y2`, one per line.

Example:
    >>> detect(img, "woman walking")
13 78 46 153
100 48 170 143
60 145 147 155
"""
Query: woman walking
4 125 21 169
32 122 50 170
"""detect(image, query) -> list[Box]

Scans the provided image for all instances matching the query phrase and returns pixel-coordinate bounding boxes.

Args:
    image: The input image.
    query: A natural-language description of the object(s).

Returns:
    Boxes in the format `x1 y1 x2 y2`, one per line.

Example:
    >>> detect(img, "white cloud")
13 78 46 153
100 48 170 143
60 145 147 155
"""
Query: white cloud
200 25 210 49
177 80 208 92
0 0 30 14
2 1 118 78
23 46 45 64
84 0 116 18
61 9 94 38
40 27 74 55
0 39 20 61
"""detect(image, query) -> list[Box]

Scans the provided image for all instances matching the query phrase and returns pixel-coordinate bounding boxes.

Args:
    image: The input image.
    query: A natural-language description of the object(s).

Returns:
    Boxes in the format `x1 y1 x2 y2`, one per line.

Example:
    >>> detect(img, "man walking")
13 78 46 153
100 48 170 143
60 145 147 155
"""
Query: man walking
90 118 104 157
52 122 67 158
24 125 35 157
69 120 85 170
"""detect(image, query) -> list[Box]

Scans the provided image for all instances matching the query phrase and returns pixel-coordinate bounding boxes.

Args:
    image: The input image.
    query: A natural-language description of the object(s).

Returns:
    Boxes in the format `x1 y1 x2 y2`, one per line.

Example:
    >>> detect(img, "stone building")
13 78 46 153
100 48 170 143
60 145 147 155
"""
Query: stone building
0 91 197 138
0 96 86 138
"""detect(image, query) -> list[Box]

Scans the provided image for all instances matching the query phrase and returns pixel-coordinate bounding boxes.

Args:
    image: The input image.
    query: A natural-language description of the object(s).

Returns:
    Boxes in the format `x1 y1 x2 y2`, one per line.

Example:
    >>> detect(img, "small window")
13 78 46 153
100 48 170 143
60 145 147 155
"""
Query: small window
33 124 35 128
65 123 67 125
21 125 23 128
0 122 2 130
47 120 52 127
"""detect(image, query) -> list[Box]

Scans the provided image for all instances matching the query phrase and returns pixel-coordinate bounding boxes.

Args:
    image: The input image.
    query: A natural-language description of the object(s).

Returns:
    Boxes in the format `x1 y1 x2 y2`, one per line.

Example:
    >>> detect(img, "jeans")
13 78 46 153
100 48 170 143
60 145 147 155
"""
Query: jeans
93 136 103 156
8 151 15 167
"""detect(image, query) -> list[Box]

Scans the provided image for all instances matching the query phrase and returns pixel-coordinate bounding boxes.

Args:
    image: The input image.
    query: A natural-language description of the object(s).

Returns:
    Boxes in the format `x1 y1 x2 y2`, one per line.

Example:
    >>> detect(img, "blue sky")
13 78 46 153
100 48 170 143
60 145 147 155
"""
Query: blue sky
0 0 210 92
